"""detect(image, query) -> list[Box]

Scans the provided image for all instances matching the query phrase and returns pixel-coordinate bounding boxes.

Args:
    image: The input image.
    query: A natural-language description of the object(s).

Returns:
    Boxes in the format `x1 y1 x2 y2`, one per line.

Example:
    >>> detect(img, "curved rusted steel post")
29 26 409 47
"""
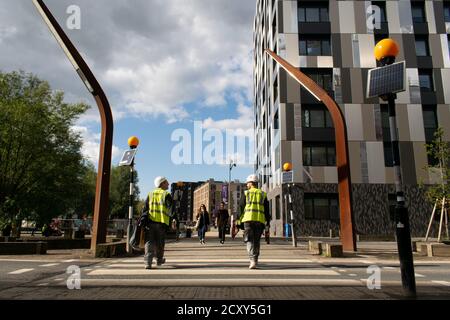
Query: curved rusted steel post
33 0 113 253
265 49 356 252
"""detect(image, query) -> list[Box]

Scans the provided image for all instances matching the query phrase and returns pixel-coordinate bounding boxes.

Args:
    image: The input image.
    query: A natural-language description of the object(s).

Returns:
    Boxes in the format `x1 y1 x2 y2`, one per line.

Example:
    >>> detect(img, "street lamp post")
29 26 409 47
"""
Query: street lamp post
374 39 416 297
126 136 139 253
32 0 114 255
228 161 237 218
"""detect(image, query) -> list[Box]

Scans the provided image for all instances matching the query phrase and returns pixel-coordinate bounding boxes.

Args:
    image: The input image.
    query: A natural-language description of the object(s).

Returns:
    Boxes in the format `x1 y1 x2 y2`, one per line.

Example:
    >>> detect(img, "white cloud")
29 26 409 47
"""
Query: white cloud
203 104 254 133
72 126 122 166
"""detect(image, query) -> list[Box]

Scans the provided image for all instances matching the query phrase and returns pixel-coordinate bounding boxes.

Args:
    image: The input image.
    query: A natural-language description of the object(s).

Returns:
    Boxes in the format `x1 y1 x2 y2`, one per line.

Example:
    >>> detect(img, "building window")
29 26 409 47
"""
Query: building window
298 2 329 23
418 69 434 92
444 1 450 22
371 1 387 23
415 36 430 56
422 105 439 166
380 104 394 167
303 143 336 166
301 69 333 94
299 36 331 56
411 2 426 23
304 194 339 221
302 105 333 128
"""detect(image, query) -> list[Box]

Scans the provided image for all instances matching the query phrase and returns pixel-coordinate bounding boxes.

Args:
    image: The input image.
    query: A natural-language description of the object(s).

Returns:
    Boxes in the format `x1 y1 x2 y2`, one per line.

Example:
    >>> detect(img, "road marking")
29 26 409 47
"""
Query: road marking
54 278 64 281
415 273 425 278
116 259 313 263
432 281 450 286
8 268 34 275
382 267 396 270
87 268 341 276
339 269 347 272
76 278 362 287
37 283 49 286
39 263 60 267
62 259 77 263
349 274 357 277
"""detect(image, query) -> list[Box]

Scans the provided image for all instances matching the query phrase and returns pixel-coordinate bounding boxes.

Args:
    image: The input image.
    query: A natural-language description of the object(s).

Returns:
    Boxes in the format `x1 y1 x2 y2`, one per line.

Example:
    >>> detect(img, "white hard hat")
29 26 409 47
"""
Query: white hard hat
246 174 258 183
154 176 168 188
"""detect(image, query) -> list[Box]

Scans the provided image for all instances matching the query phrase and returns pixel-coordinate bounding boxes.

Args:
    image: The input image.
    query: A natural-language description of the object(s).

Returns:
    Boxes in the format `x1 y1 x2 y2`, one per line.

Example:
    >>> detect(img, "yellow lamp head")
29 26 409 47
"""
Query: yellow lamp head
374 38 400 61
128 136 139 149
283 162 292 172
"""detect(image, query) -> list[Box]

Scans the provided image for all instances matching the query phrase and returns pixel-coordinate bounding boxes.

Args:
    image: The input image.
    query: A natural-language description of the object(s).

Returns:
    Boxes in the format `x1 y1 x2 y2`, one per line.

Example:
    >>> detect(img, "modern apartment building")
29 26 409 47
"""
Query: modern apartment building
170 181 204 222
253 0 450 237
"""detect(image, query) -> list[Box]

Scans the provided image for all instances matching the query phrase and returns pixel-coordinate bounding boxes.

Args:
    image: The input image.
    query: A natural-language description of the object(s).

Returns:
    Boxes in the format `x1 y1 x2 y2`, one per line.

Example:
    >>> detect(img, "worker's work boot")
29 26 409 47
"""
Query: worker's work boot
249 260 257 269
157 258 166 266
145 264 152 270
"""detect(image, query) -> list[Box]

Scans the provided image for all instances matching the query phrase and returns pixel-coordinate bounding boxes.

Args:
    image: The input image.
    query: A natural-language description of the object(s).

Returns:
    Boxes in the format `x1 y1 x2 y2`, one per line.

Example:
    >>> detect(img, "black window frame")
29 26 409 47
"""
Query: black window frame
301 68 333 94
298 2 329 23
299 35 332 56
302 105 333 128
304 193 339 221
415 35 430 57
444 1 450 22
303 142 336 166
418 69 434 92
411 2 427 23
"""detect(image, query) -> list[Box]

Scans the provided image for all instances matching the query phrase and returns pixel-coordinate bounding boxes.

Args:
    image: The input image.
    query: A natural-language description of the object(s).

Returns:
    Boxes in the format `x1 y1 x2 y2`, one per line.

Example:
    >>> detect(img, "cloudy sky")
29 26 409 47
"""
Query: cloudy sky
0 0 257 195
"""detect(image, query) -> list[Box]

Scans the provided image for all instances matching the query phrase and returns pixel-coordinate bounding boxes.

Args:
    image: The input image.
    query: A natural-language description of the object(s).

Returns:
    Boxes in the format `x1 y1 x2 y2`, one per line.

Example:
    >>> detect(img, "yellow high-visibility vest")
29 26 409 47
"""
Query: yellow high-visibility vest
241 187 266 224
148 188 170 226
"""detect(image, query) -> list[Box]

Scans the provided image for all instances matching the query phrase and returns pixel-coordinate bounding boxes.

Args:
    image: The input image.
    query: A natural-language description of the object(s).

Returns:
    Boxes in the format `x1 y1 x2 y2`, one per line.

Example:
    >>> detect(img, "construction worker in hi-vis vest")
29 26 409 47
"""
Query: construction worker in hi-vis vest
236 174 271 269
142 176 173 269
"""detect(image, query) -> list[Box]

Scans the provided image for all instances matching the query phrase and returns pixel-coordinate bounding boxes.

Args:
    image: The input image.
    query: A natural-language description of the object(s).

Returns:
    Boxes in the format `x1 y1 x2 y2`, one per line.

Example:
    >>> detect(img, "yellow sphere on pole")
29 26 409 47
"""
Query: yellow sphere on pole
283 162 292 172
374 38 400 61
128 136 139 149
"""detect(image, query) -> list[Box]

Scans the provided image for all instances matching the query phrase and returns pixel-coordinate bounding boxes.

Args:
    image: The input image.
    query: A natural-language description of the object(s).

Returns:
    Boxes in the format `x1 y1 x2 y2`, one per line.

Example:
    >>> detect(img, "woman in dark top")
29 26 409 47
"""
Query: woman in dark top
196 204 210 244
216 202 229 244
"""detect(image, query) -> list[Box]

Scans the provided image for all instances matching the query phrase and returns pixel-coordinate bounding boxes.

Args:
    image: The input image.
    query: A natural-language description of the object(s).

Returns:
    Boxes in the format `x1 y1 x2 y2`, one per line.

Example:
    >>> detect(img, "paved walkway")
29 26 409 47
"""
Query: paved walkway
1 234 449 300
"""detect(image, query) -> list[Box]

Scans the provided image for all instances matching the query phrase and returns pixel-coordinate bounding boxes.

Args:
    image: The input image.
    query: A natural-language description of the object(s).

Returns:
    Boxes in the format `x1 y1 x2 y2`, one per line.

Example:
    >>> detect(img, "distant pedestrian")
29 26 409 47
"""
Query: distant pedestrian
196 204 210 244
216 202 229 244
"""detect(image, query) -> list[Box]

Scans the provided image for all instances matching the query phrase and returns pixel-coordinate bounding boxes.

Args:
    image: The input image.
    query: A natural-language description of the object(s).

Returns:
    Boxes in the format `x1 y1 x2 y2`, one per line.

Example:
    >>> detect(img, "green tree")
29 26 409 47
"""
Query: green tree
0 71 91 230
423 127 450 205
109 165 141 219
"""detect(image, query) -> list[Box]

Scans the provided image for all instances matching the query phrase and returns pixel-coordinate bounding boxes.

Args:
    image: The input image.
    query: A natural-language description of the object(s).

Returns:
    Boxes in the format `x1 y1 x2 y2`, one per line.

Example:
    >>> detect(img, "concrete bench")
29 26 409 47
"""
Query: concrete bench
95 241 127 258
419 243 450 257
323 243 343 257
0 242 47 255
308 240 323 255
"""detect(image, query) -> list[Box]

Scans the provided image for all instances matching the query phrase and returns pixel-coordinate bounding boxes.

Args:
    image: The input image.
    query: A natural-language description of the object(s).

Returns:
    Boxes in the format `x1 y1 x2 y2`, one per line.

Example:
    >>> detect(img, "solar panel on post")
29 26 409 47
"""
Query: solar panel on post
119 149 137 166
366 61 406 98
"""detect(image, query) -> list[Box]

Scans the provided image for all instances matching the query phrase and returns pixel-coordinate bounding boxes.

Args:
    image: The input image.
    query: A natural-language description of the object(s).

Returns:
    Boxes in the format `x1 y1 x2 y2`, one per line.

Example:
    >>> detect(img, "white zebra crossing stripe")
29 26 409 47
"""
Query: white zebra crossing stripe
114 259 313 263
432 280 450 286
8 268 34 275
39 263 60 267
87 268 340 276
75 278 362 287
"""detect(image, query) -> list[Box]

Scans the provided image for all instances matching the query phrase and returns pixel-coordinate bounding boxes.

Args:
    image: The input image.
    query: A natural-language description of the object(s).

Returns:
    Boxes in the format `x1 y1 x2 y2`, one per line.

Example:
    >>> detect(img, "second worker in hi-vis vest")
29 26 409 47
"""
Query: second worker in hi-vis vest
142 176 173 269
236 174 271 269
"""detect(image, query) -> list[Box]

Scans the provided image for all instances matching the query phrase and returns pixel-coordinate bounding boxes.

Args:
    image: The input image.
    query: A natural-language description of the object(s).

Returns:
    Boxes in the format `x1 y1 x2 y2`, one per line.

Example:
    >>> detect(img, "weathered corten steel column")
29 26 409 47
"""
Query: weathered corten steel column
265 49 357 252
33 0 113 254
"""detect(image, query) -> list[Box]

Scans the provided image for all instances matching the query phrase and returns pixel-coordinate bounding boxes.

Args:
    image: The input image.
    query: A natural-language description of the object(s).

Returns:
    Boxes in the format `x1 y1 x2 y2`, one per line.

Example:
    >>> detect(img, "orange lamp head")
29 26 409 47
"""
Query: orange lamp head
283 162 292 172
128 136 139 149
374 38 400 61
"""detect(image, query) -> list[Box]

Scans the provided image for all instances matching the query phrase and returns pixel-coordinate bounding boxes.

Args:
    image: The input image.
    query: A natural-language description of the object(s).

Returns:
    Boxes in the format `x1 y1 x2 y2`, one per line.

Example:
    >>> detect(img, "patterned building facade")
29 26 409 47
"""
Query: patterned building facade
253 0 450 237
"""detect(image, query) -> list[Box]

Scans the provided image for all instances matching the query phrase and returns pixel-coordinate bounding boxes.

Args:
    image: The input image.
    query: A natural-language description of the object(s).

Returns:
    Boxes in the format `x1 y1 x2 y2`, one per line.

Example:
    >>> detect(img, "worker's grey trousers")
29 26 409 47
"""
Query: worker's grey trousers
144 222 166 267
243 222 265 262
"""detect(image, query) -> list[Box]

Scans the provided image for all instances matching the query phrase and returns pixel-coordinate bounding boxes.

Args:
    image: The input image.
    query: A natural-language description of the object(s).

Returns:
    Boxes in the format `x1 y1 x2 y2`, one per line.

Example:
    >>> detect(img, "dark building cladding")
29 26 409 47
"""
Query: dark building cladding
171 182 204 222
253 0 450 238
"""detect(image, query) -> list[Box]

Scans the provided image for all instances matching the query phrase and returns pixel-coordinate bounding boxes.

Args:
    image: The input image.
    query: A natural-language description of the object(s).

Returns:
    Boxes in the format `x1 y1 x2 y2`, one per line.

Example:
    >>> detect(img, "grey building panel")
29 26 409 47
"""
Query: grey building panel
433 69 445 104
362 104 376 141
332 33 343 67
434 0 447 34
350 68 364 104
285 103 295 141
329 0 340 33
429 34 444 68
340 68 353 103
437 104 450 140
399 142 417 185
354 1 368 35
340 34 354 67
286 75 301 103
402 34 418 69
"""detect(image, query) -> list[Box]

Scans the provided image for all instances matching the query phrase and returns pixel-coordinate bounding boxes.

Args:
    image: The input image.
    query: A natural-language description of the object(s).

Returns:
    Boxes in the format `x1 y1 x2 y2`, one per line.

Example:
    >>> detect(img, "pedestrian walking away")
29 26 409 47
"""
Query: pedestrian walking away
216 201 229 244
142 176 173 269
235 174 271 269
196 204 210 244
